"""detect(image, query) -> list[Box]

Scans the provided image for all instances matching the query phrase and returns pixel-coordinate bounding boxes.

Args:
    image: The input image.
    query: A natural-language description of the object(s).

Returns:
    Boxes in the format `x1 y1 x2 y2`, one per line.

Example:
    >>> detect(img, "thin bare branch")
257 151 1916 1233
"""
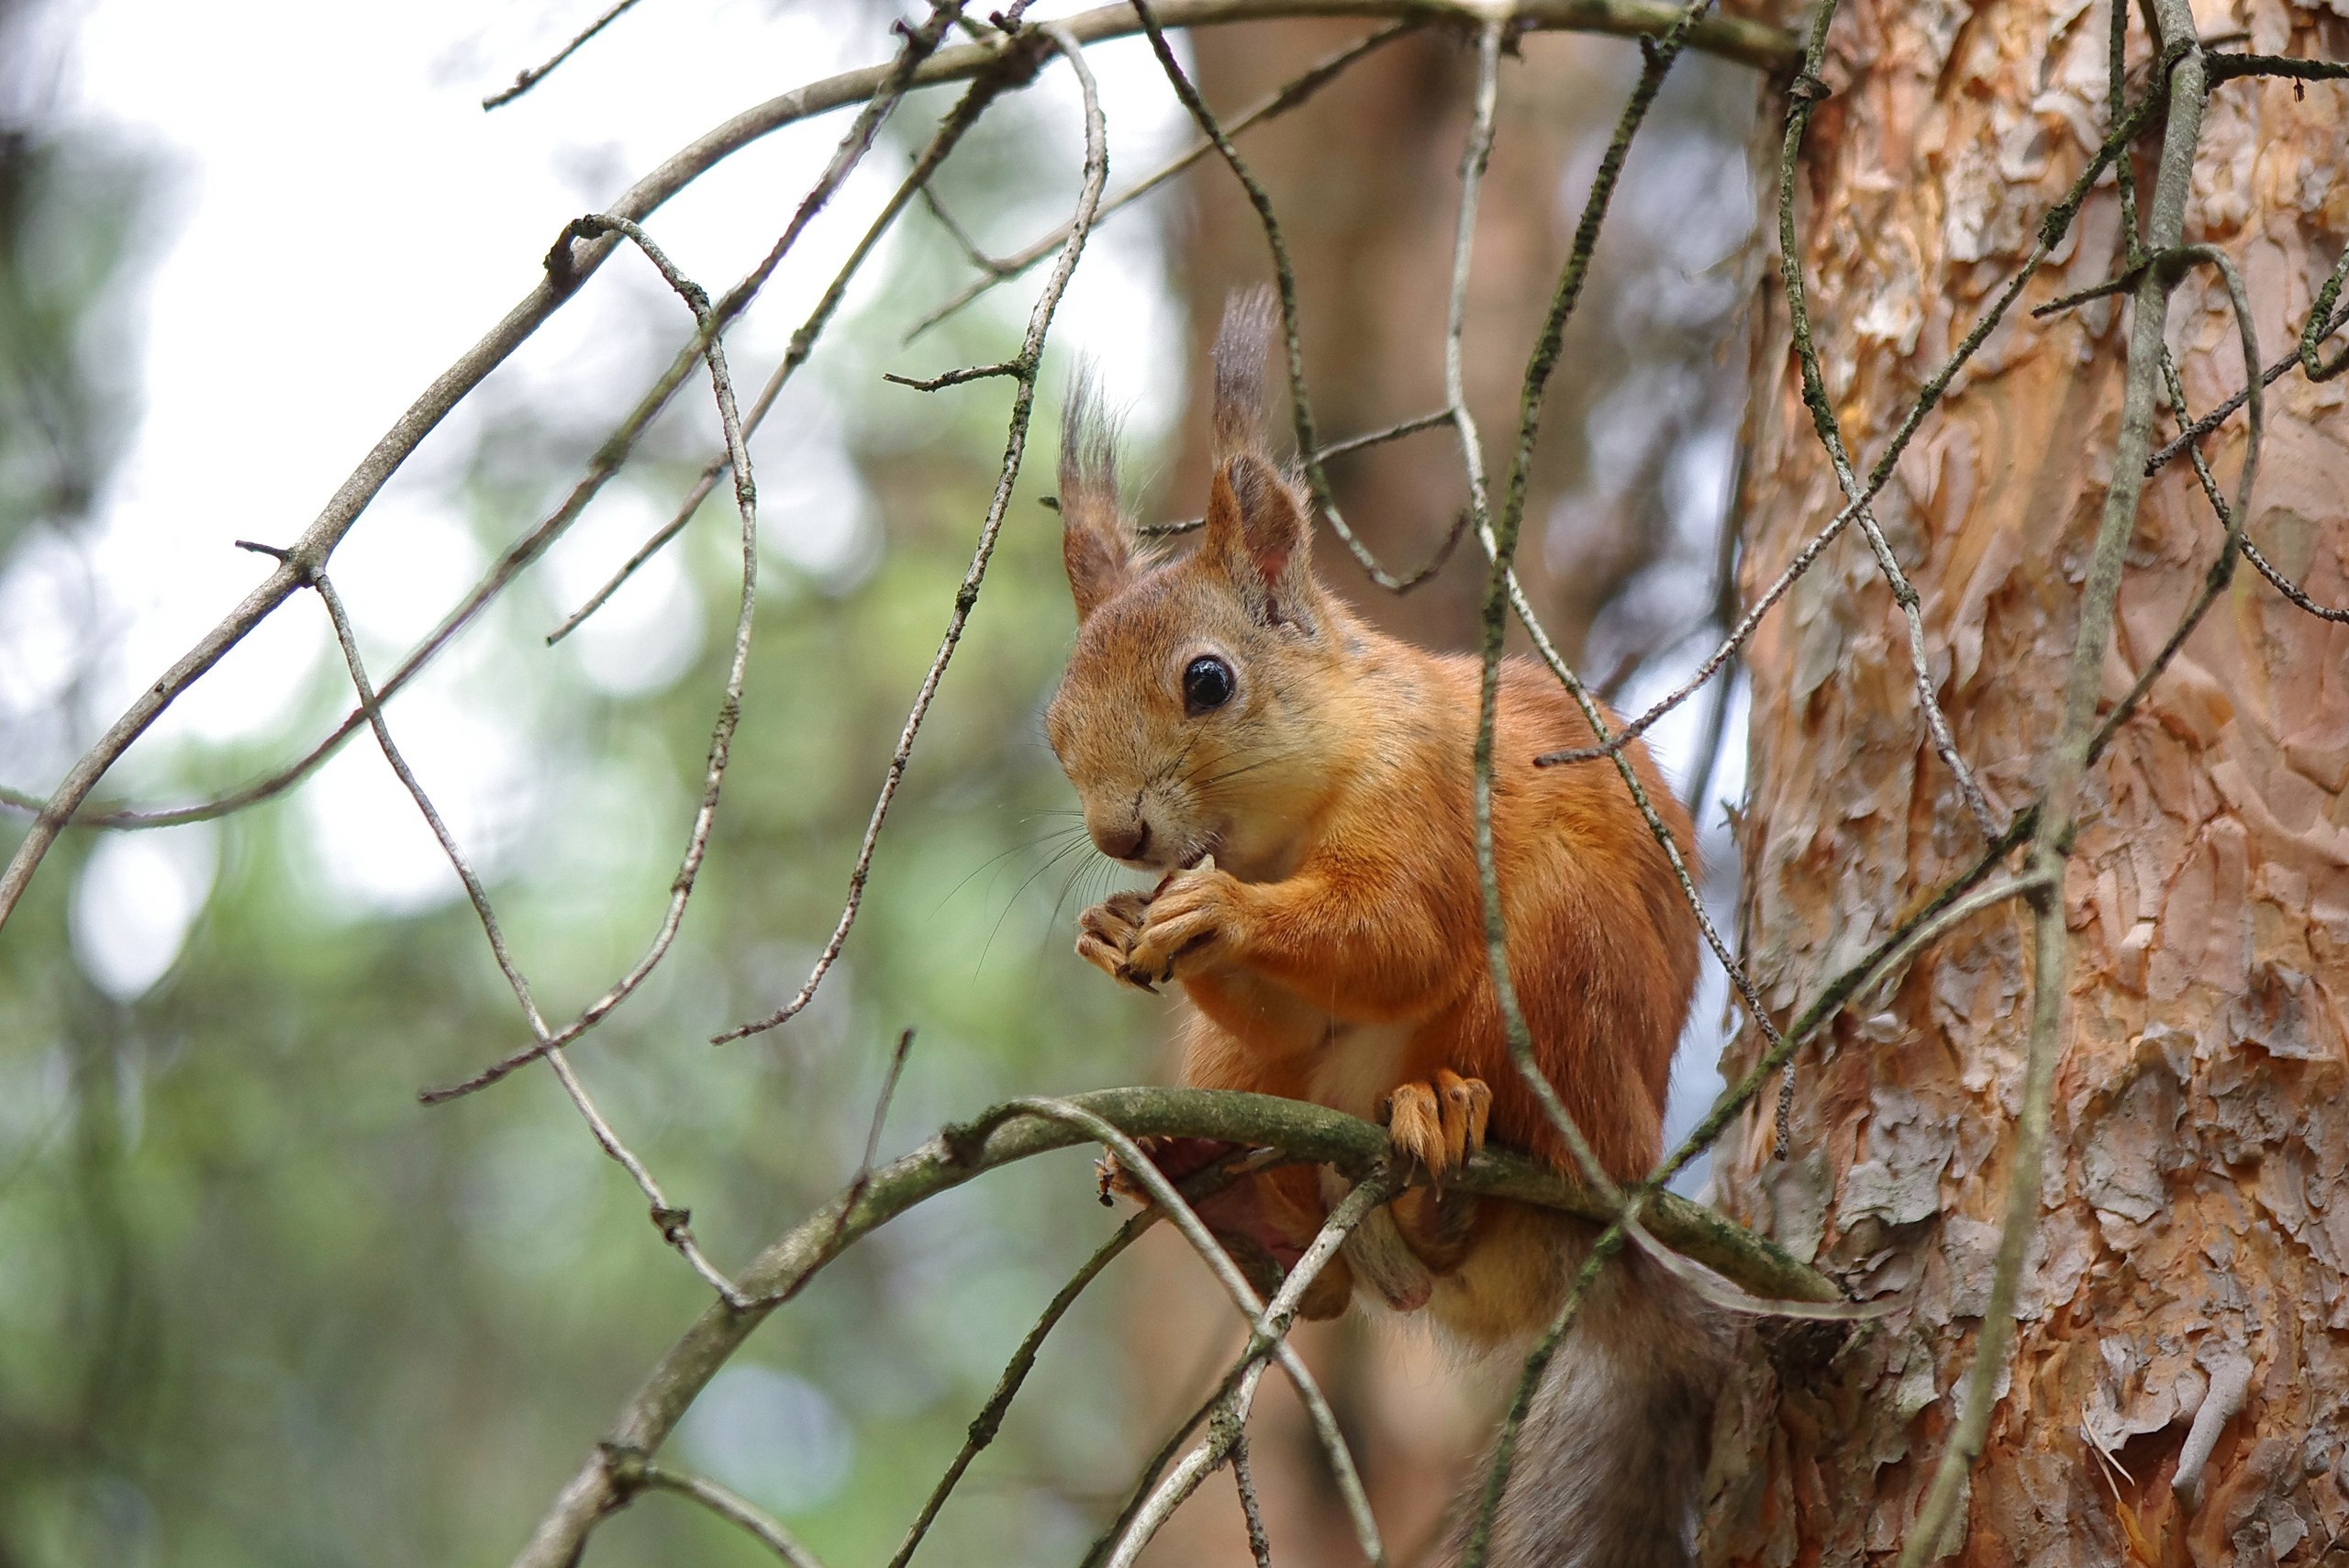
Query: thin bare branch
309 566 746 1305
1771 90 2002 840
1448 17 1630 1195
915 178 1011 277
1455 1230 1619 1568
828 1028 919 1247
546 53 1016 647
1461 0 1794 1180
1532 83 2163 776
1132 410 1458 539
2298 240 2349 380
883 359 1023 390
1103 1169 1401 1568
1680 428 1752 818
484 0 649 110
717 21 1111 1044
2091 247 2267 762
1899 3 2217 1553
888 1149 1276 1568
1853 872 2054 1012
1654 817 2033 1193
907 20 1413 341
0 0 970 917
1231 1432 1275 1568
1021 1097 1388 1566
424 210 765 1106
2202 50 2349 83
2143 299 2347 472
618 1458 828 1568
1134 0 1461 595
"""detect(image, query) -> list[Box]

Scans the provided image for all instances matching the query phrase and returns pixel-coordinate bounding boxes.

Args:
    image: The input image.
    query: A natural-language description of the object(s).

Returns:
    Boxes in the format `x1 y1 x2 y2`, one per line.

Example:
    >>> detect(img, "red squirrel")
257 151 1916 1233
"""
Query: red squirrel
1047 290 1727 1568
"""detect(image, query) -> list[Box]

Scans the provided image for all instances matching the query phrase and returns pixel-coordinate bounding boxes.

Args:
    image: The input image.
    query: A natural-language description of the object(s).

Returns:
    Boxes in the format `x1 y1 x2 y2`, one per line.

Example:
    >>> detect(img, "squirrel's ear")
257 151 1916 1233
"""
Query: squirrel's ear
1059 371 1130 621
1204 452 1319 632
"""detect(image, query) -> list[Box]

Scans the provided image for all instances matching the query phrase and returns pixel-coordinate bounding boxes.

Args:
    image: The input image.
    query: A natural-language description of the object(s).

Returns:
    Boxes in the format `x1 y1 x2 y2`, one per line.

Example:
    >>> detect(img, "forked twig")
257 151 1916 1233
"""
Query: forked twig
1531 84 2165 777
717 20 1110 1044
907 21 1413 341
1100 1167 1401 1568
306 563 745 1306
1133 0 1460 595
549 41 1024 646
424 211 766 1106
615 1457 828 1568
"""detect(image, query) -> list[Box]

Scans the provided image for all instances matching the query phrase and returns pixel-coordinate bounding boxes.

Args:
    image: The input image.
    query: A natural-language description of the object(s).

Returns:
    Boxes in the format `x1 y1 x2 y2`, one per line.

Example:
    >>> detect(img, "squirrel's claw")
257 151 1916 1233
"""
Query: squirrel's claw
1076 891 1154 988
1384 1070 1491 1179
1123 864 1241 984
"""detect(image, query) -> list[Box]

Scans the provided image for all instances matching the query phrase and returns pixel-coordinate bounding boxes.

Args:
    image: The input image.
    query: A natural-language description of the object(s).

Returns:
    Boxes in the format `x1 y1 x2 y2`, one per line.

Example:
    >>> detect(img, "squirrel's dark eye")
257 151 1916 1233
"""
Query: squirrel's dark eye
1183 655 1235 714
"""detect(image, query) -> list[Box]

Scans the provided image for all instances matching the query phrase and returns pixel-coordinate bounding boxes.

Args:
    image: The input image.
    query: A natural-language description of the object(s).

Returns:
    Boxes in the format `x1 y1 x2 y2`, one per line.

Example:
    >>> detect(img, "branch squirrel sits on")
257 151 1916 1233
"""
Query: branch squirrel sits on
1046 287 1731 1568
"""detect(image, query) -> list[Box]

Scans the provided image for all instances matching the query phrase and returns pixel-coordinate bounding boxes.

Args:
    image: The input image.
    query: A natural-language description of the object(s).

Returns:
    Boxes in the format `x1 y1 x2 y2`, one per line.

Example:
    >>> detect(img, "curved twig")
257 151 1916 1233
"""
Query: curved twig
1103 1169 1400 1568
1019 1097 1388 1566
906 20 1415 343
2092 245 2268 759
484 0 649 110
502 1085 1835 1568
0 0 969 920
546 53 1026 646
617 1460 827 1568
715 21 1111 1045
421 212 769 1110
1531 83 2163 776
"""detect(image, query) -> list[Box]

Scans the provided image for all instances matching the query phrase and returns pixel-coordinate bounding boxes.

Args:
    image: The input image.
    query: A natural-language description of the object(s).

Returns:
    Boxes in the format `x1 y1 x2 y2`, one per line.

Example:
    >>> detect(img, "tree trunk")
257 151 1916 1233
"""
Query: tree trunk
1707 0 2349 1561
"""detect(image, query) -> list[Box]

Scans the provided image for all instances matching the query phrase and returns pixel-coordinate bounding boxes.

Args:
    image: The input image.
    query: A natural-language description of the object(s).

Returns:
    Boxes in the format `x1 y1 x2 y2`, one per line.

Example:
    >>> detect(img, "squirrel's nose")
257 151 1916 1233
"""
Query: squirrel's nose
1097 820 1152 862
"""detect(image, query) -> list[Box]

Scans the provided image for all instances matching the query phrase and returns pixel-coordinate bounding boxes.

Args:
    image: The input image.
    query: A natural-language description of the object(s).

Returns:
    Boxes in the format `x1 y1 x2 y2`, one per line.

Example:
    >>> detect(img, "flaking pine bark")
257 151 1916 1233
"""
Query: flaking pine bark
1706 0 2349 1561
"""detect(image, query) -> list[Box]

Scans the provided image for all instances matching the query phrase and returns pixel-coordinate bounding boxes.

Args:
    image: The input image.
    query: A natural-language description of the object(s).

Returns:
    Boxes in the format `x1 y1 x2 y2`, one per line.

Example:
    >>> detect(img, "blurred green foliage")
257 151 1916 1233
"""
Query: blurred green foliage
0 44 1172 1567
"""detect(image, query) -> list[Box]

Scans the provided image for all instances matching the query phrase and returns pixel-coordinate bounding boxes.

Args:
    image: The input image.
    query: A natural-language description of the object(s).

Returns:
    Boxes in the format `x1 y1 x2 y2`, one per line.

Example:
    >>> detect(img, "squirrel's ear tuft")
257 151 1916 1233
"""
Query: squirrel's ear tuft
1209 286 1277 462
1204 451 1318 632
1059 369 1130 622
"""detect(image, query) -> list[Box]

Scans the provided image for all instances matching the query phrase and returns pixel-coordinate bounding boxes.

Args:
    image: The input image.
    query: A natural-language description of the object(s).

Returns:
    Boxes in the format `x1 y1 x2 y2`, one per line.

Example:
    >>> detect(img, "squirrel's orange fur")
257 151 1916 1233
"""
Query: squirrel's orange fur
1044 293 1701 1351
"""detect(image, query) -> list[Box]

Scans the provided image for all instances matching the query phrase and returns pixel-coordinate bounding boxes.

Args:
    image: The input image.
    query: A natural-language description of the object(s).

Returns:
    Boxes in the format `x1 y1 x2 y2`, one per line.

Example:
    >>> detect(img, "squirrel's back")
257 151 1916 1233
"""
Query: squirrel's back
1305 630 1700 1189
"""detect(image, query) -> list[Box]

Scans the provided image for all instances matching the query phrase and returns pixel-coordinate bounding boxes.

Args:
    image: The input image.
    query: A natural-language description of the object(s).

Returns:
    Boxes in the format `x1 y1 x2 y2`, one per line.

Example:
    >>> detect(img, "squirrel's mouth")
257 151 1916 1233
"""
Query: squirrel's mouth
1173 830 1222 873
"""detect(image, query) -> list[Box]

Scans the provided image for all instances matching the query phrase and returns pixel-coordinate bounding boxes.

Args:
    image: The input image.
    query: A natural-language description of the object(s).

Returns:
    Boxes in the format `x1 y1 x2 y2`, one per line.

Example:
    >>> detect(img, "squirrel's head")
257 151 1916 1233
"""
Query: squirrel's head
1044 289 1350 880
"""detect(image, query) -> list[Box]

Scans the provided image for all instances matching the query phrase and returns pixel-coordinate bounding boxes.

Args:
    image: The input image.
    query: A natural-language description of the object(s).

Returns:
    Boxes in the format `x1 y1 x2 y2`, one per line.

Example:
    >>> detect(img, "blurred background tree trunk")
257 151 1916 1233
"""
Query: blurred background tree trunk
1706 0 2349 1560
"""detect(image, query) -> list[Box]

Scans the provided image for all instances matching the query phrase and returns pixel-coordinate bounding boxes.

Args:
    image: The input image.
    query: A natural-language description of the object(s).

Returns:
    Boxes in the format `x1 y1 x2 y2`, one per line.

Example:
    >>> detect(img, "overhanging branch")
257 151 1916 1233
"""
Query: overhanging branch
506 1084 1839 1568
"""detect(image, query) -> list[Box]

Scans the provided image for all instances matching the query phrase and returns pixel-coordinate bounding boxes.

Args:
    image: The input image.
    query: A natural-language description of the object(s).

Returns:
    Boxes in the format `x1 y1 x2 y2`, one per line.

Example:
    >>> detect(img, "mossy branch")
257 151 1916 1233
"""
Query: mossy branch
507 1084 1837 1568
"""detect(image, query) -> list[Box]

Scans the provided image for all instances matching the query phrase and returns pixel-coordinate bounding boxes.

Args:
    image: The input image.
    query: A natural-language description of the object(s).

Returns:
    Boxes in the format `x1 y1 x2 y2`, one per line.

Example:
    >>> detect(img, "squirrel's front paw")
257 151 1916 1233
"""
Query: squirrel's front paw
1384 1070 1491 1178
1123 863 1243 985
1075 891 1154 991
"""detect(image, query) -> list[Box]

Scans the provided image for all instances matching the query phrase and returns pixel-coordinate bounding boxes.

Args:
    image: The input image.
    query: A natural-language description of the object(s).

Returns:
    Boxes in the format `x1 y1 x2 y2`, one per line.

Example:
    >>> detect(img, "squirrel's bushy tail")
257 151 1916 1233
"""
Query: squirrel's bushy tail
1452 1250 1731 1568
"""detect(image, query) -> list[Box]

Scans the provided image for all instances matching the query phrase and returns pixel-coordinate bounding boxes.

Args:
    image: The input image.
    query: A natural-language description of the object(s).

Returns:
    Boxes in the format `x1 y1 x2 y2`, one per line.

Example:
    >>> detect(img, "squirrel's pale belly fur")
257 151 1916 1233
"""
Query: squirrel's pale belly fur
1047 291 1727 1568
